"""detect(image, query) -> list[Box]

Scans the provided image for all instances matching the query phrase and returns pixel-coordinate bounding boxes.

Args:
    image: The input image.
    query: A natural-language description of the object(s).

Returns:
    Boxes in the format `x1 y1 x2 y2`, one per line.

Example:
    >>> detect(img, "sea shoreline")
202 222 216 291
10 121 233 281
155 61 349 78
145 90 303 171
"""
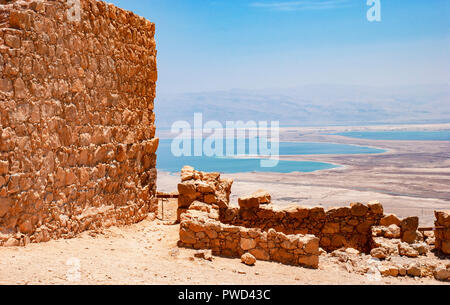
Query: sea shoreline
157 124 450 226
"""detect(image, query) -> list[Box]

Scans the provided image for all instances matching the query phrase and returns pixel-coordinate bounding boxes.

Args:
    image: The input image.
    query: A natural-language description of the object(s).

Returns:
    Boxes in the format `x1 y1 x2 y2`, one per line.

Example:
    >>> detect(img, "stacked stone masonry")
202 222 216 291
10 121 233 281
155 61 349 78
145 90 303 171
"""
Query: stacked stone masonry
220 201 385 253
179 202 320 269
435 210 450 255
0 0 158 246
178 167 449 273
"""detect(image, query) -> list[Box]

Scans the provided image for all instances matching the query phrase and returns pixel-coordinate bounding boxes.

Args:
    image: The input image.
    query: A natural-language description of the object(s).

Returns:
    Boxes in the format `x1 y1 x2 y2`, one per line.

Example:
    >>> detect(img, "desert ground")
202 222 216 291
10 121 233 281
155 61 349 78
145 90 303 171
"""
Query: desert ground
1 124 449 285
0 215 446 285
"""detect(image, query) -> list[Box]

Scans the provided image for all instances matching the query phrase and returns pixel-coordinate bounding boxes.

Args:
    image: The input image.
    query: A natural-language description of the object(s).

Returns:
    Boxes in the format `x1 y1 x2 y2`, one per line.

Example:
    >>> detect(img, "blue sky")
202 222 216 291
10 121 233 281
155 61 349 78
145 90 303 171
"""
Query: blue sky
107 0 449 94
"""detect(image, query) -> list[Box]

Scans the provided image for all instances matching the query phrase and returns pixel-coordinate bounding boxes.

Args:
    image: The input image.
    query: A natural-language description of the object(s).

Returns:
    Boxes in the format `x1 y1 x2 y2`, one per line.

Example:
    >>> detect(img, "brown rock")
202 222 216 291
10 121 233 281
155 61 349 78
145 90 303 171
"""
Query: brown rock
240 237 257 251
367 200 383 214
178 181 197 197
378 264 399 277
298 255 319 269
434 266 450 282
398 242 419 258
4 237 19 247
304 236 320 255
194 250 213 261
14 78 27 99
385 224 401 239
249 248 270 261
0 161 8 175
238 195 260 209
350 202 368 216
400 216 419 232
180 166 195 181
197 182 215 194
0 197 12 218
370 247 388 259
179 228 196 244
401 230 421 244
19 220 33 234
345 248 360 255
0 78 13 92
407 264 422 277
241 253 256 266
322 222 340 234
251 189 271 204
435 210 450 226
380 214 401 227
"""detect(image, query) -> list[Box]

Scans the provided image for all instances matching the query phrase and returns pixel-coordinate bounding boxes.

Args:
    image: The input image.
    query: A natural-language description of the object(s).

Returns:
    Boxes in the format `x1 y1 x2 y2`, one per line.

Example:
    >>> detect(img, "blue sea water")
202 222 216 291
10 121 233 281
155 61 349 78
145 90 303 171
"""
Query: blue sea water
335 130 450 141
156 139 384 174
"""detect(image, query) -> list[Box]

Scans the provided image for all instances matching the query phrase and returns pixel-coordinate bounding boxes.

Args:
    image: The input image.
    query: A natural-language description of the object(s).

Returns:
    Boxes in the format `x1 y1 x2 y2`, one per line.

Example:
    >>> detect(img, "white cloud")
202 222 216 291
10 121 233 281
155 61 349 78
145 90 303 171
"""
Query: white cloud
250 0 351 11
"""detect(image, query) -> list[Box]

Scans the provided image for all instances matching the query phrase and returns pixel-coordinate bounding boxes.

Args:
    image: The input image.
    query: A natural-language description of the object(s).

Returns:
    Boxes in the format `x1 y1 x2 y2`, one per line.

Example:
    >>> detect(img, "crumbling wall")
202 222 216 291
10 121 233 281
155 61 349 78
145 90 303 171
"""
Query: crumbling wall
435 211 450 255
177 166 233 222
178 202 320 269
0 0 158 246
220 202 385 253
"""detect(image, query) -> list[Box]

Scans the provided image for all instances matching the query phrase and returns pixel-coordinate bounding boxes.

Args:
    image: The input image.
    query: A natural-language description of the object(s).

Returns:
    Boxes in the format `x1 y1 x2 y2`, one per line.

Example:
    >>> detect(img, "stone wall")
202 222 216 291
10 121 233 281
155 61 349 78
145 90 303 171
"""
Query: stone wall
0 0 158 246
177 166 233 222
435 211 450 255
220 202 385 253
178 202 320 269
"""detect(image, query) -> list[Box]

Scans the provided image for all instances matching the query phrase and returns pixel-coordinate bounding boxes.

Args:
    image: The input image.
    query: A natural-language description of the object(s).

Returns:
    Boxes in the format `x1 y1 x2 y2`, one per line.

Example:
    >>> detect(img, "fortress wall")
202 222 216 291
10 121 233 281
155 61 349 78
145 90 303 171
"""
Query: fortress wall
0 0 158 246
178 203 320 269
220 202 385 253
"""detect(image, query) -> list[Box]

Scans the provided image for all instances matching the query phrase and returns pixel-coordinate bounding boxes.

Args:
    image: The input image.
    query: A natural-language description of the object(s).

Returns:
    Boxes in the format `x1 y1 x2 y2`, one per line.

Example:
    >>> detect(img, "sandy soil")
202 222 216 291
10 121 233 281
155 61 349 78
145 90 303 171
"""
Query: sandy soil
0 215 446 285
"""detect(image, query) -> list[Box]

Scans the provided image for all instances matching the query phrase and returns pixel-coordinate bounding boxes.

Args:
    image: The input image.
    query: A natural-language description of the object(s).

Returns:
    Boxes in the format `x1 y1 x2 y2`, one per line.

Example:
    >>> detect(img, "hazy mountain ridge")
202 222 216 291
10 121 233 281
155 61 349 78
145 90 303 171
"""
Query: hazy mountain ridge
155 84 450 128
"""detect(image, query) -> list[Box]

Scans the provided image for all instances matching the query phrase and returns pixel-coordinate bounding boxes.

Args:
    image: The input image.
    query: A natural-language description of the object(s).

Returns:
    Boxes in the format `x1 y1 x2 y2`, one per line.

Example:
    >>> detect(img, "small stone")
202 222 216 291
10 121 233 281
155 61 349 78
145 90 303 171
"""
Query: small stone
411 242 428 255
385 224 401 239
345 248 360 255
370 247 388 259
407 264 422 277
194 249 213 261
398 242 419 257
241 253 256 266
319 248 327 256
434 266 450 282
4 237 19 247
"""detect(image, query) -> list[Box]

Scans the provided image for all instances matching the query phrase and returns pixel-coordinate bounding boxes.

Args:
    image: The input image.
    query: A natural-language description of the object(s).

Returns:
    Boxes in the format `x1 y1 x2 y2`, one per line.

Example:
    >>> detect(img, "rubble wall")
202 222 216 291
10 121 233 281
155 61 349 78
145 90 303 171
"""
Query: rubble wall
179 206 320 269
219 202 385 253
0 0 158 246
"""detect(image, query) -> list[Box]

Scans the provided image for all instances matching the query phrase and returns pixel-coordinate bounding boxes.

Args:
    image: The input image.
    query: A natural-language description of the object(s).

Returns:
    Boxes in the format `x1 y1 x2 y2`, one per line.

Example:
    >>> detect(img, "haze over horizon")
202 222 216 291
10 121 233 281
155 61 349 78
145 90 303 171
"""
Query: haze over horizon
107 0 450 127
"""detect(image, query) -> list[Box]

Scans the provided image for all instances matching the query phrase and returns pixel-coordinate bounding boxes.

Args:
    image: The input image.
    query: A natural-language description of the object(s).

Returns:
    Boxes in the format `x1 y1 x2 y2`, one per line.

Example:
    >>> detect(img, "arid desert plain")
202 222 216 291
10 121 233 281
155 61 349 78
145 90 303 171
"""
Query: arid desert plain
158 123 450 227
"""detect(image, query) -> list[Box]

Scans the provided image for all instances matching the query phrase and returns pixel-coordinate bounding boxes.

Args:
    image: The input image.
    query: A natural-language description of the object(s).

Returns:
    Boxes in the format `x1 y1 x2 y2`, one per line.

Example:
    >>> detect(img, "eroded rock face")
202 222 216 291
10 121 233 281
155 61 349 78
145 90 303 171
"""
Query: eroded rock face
177 166 233 221
0 0 158 246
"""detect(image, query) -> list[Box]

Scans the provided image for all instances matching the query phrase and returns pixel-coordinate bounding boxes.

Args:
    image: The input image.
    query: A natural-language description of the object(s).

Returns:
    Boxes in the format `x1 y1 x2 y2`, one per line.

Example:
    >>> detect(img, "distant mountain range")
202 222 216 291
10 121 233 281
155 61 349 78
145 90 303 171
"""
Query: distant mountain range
155 84 450 128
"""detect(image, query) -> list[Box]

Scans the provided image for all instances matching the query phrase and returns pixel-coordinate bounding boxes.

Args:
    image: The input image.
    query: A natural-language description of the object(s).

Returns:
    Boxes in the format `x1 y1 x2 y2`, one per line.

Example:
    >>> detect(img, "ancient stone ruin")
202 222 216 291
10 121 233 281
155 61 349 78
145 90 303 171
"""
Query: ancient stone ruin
0 0 158 246
177 166 450 280
0 0 448 283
